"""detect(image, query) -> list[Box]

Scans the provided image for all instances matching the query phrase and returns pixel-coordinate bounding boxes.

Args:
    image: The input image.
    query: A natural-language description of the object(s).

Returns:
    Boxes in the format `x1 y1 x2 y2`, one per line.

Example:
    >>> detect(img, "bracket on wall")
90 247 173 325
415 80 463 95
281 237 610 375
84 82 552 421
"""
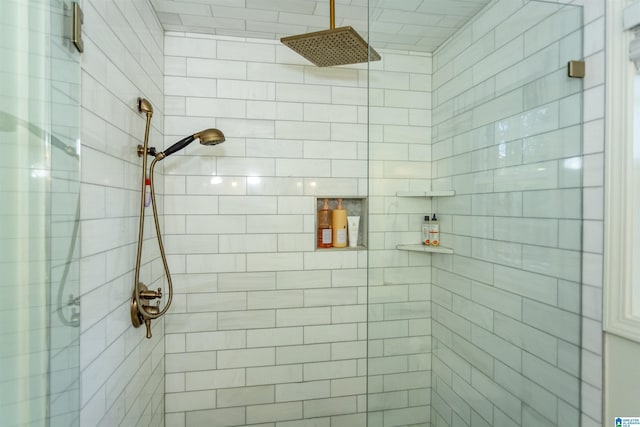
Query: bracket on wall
72 2 84 53
567 60 585 78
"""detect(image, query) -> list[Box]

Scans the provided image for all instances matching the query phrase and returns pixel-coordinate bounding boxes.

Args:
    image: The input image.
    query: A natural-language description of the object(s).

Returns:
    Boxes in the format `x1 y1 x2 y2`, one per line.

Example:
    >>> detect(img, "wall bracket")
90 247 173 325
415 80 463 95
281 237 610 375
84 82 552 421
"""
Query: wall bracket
567 60 585 78
72 2 84 53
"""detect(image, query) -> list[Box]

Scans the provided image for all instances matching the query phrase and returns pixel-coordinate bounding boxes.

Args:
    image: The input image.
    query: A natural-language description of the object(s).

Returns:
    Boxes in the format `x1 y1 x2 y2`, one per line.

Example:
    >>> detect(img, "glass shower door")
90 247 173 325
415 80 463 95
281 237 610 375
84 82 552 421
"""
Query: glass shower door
0 1 81 425
48 1 81 425
367 1 584 426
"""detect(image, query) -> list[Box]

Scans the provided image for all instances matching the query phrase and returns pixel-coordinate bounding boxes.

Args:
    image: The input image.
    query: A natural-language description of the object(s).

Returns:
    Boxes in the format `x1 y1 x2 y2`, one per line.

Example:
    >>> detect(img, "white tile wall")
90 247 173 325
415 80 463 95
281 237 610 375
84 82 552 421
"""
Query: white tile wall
162 32 412 426
430 1 601 427
365 49 433 426
79 0 165 426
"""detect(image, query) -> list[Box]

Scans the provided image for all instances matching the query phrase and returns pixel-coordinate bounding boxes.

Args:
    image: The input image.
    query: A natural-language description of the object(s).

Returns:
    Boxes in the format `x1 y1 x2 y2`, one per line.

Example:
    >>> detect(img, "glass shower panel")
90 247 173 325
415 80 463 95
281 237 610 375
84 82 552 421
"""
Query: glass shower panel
48 1 81 425
0 2 52 424
366 1 435 425
367 1 583 426
0 1 81 425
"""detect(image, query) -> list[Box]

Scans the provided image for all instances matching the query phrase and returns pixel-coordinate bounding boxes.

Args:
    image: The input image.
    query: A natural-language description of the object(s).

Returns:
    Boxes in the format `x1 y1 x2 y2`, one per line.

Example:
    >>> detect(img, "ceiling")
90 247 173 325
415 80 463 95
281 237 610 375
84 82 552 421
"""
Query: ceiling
150 0 493 53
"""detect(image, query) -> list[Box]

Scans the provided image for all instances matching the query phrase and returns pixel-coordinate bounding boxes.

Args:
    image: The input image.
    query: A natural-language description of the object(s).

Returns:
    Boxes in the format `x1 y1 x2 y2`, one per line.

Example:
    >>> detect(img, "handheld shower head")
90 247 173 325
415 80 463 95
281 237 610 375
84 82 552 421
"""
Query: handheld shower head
195 128 225 146
155 128 226 160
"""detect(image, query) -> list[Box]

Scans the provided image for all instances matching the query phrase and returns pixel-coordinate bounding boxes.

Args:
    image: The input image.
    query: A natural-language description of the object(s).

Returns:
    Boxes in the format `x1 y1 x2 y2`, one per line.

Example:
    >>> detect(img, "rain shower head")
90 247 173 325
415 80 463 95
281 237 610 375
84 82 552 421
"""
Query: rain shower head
155 128 225 160
280 0 381 67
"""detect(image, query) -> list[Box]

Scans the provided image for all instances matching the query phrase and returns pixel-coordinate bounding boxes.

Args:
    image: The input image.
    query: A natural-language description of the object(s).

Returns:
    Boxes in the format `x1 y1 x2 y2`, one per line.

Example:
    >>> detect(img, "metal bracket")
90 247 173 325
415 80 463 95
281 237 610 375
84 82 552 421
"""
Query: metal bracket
567 60 585 78
72 2 84 53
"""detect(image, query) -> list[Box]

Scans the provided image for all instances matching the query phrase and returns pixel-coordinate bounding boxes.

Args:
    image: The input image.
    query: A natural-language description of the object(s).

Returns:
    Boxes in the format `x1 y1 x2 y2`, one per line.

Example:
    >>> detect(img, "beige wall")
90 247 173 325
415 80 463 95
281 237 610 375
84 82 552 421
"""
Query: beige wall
604 333 640 420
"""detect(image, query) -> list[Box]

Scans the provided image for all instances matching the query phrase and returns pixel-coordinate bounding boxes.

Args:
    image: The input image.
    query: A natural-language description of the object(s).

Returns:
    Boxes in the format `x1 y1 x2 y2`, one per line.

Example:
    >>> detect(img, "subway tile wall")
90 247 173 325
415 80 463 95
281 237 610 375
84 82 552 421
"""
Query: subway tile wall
430 1 602 427
79 0 165 425
162 32 367 427
162 31 432 425
367 51 434 427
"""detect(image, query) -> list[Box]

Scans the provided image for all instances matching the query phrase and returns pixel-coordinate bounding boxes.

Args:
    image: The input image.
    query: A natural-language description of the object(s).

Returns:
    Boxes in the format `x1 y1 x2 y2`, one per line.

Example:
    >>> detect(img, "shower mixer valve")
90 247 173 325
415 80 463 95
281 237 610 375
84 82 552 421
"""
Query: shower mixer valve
131 282 162 339
139 286 162 300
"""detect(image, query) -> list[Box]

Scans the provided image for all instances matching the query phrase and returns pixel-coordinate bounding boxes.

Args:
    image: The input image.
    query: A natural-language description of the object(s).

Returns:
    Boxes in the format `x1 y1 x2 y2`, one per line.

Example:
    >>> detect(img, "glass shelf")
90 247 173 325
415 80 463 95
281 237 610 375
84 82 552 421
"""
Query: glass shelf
397 244 454 254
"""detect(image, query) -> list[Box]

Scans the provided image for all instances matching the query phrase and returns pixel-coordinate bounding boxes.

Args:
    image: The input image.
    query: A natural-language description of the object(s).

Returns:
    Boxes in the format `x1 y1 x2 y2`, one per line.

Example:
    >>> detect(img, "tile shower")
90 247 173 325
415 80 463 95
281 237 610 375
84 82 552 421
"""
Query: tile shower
161 32 378 425
1 0 605 426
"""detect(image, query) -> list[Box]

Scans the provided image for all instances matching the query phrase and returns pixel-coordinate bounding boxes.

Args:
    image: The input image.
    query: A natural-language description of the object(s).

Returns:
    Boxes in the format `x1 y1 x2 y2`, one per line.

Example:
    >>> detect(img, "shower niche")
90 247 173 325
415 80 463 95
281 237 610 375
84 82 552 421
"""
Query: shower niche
315 197 367 250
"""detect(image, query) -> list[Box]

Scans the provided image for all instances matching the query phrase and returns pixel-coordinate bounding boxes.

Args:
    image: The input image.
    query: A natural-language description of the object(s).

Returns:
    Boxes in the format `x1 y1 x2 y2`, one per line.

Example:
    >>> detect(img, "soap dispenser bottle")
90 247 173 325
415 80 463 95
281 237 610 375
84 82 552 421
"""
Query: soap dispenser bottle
317 198 332 248
332 198 348 248
430 213 440 246
422 215 430 245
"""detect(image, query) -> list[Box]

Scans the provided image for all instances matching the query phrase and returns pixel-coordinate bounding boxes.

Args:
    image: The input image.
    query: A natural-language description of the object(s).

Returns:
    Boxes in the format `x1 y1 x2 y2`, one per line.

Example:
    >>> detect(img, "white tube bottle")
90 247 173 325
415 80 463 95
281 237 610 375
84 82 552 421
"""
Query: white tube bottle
347 216 360 248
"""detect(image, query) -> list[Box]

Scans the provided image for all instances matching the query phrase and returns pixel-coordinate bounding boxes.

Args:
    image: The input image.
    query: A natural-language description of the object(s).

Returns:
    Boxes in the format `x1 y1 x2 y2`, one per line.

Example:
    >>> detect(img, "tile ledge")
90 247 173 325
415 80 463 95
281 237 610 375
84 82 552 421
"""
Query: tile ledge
396 244 454 254
396 191 455 197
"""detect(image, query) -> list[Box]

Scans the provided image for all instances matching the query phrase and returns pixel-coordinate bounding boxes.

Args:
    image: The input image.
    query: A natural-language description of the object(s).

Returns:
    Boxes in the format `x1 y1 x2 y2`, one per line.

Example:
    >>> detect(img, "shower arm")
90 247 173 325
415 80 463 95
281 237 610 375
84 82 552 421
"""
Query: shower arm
330 0 335 29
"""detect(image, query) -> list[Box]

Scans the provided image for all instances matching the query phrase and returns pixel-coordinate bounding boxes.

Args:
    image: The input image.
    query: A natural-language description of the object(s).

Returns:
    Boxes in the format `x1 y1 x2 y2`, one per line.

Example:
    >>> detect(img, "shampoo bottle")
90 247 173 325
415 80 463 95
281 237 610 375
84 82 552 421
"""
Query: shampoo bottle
430 213 440 246
317 198 332 248
421 215 430 245
332 198 348 248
